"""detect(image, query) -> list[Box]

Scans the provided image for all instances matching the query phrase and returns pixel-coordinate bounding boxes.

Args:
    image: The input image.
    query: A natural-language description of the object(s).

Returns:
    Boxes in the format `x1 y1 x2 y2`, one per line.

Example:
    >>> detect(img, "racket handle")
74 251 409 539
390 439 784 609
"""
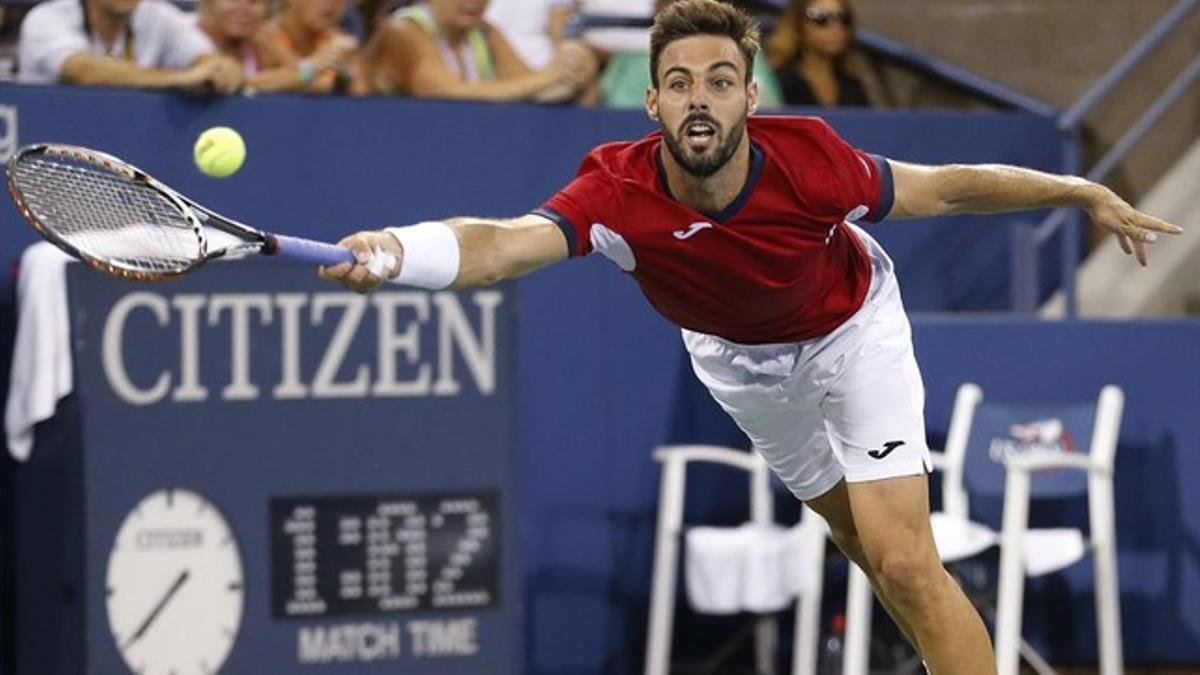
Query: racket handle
268 234 356 266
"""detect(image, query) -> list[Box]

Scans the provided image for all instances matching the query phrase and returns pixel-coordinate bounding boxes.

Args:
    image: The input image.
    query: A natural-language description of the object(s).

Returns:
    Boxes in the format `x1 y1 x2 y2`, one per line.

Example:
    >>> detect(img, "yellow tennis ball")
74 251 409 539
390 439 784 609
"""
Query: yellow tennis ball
193 126 245 178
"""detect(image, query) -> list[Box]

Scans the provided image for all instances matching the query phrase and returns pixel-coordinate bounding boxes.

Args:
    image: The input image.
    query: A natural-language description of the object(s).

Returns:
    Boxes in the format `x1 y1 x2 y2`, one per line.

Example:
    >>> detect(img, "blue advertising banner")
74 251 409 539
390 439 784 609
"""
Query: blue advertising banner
12 260 520 674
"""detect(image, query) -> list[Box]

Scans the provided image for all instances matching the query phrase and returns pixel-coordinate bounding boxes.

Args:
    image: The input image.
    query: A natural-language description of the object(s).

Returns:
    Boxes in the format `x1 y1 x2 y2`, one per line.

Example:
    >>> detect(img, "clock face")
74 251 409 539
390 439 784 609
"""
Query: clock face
106 488 244 675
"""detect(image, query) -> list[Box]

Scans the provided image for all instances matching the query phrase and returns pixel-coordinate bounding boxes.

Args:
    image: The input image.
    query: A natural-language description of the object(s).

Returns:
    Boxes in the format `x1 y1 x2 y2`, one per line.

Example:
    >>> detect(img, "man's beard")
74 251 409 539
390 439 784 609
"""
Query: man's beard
662 112 746 178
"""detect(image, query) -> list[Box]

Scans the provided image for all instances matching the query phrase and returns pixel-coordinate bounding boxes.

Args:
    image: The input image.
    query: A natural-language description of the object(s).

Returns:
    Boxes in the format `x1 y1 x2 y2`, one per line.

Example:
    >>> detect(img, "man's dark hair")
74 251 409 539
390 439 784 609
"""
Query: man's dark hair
649 0 761 87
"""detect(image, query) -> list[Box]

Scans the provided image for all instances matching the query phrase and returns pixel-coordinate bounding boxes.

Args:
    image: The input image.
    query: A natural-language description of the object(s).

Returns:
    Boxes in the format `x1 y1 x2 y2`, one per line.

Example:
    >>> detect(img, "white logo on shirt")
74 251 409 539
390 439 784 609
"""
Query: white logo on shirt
589 224 636 271
673 221 714 240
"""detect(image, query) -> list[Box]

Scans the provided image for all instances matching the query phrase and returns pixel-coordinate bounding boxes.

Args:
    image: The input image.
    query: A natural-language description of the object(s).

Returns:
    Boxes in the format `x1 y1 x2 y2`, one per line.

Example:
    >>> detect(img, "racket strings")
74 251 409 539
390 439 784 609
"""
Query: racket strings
11 156 204 276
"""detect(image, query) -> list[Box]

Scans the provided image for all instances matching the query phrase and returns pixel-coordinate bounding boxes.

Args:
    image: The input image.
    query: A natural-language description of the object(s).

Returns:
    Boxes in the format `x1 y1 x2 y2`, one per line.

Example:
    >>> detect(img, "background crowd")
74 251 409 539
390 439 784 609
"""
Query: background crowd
1 0 883 108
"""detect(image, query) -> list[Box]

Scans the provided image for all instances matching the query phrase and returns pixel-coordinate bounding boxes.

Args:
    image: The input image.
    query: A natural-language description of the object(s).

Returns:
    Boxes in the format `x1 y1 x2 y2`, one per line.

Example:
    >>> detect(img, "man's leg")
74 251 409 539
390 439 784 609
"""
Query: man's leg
846 475 995 675
806 479 921 653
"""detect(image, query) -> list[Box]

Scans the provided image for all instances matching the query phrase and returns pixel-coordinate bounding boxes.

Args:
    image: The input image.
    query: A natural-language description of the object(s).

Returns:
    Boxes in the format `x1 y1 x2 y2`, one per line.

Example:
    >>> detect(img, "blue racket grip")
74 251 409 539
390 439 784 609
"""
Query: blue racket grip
268 234 356 266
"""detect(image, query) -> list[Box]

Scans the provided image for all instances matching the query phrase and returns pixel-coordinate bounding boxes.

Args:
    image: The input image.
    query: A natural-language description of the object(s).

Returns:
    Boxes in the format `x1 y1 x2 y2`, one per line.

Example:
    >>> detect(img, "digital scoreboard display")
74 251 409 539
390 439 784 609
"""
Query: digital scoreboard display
270 490 501 619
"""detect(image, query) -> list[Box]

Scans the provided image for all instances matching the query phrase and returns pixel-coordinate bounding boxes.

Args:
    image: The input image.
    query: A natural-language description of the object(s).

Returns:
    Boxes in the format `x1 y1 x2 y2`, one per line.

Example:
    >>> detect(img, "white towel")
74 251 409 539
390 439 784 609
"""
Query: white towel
741 524 799 613
685 523 800 615
783 522 812 597
930 511 999 563
1021 528 1087 577
5 242 74 461
685 526 748 614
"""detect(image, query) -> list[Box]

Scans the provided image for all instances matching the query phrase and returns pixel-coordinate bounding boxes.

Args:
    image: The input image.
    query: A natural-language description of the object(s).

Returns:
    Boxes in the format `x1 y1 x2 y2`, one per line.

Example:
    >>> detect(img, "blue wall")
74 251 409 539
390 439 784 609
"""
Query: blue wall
915 318 1200 664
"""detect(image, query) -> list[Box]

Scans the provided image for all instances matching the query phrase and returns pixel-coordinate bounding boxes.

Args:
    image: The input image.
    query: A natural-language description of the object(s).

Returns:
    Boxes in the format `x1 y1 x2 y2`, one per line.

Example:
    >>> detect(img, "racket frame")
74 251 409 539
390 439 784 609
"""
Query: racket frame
6 143 279 282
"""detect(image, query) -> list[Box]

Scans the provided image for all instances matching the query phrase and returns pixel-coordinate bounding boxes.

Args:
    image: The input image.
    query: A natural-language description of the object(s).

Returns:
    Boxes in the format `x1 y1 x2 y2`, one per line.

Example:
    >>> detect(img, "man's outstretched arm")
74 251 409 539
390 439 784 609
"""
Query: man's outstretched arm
887 160 1184 266
318 214 570 293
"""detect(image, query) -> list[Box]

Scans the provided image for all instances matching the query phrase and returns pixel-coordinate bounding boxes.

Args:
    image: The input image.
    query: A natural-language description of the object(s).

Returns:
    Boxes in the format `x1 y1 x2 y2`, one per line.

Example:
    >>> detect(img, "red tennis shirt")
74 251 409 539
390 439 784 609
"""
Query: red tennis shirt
535 116 894 344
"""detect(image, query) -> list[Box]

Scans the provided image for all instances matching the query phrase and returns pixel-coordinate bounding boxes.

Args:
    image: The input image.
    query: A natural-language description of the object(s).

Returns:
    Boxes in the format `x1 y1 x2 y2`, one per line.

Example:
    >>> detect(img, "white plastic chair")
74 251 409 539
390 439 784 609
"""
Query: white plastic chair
842 383 1125 675
644 444 829 675
992 385 1125 675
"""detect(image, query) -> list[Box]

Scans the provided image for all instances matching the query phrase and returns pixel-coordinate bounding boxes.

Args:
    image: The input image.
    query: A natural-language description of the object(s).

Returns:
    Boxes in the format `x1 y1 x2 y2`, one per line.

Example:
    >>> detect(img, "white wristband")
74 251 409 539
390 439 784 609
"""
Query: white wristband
385 221 460 289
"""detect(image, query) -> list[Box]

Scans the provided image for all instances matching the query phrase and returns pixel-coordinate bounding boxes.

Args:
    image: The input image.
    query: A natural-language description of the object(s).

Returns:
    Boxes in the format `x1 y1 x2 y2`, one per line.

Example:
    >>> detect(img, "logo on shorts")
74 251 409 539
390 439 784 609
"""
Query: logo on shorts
868 440 905 460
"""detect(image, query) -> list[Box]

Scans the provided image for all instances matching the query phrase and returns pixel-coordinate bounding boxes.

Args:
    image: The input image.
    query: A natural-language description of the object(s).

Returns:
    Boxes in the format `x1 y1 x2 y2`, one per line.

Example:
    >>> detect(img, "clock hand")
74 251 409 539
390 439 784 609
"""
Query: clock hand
124 569 190 648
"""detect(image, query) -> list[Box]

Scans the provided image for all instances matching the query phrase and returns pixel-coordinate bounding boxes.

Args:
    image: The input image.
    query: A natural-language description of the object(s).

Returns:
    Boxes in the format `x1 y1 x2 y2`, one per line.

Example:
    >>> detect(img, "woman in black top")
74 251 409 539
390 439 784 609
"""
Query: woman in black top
767 0 869 107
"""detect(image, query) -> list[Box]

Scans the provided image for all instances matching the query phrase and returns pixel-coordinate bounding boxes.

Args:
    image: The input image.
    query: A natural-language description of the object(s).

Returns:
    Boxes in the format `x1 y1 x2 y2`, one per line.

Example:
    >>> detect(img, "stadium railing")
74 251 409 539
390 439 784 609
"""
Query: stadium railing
1010 0 1200 315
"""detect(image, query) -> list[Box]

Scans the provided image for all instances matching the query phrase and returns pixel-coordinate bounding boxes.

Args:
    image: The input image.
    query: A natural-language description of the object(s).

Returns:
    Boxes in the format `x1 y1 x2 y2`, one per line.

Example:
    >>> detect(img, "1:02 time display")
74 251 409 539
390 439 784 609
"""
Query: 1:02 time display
270 490 500 619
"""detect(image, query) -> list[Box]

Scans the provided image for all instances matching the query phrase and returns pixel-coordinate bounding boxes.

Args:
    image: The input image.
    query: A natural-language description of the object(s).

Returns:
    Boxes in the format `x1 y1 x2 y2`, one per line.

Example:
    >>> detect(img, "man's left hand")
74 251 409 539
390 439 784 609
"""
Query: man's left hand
1087 187 1184 266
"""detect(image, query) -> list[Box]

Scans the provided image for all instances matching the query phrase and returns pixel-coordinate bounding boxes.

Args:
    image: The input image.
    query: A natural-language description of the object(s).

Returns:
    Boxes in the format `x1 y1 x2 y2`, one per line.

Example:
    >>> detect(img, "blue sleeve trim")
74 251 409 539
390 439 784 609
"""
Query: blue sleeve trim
532 207 579 257
868 154 894 222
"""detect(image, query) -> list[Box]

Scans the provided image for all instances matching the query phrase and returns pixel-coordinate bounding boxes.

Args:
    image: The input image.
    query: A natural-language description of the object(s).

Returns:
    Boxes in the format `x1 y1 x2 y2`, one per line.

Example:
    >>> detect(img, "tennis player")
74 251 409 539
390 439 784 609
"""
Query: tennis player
320 0 1181 670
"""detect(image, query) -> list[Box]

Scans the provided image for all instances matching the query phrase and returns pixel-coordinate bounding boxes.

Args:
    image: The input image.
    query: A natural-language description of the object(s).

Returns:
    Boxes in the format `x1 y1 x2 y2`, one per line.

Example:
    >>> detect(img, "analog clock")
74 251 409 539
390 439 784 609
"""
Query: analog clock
105 488 244 674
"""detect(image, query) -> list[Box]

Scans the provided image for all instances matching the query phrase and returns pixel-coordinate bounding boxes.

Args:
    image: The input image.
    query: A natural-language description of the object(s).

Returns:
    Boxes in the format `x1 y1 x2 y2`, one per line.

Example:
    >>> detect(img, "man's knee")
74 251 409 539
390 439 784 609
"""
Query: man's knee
871 543 943 604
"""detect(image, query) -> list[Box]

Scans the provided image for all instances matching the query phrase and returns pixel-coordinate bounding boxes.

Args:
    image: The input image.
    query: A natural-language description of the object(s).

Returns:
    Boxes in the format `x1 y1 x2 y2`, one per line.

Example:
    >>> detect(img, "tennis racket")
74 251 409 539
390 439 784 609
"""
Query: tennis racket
4 143 382 282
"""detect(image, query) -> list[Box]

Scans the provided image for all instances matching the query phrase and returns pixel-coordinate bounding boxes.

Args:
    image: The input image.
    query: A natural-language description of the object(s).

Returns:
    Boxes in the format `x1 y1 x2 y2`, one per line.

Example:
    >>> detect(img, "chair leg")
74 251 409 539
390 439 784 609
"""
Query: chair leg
1093 529 1123 674
958 566 1057 675
995 470 1031 675
756 616 779 675
843 564 872 675
1089 473 1124 675
1018 639 1058 675
792 512 826 675
646 460 687 675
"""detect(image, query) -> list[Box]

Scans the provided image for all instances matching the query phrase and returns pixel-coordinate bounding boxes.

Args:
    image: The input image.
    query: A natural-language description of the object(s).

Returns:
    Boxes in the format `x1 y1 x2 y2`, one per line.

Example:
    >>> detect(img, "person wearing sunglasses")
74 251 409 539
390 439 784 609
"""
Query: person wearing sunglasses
766 0 869 107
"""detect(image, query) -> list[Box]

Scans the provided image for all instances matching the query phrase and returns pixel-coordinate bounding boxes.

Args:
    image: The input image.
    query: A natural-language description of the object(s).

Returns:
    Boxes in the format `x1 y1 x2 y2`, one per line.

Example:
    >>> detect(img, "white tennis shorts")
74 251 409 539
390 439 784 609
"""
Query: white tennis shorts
682 225 932 502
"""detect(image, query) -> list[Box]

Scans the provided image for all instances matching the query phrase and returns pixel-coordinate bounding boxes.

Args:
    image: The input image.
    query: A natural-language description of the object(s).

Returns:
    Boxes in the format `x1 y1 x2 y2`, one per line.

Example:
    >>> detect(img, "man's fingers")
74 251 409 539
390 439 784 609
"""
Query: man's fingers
1116 233 1132 256
1132 238 1148 267
345 264 368 285
321 231 401 292
348 240 375 264
318 261 353 280
1131 212 1184 235
1126 226 1158 243
1105 212 1161 244
344 264 379 293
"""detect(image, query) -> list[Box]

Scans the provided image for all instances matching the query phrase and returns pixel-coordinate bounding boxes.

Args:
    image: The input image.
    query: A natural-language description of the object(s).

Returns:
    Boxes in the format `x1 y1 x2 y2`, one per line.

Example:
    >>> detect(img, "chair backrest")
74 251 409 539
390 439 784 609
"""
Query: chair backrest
960 386 1124 499
937 383 984 520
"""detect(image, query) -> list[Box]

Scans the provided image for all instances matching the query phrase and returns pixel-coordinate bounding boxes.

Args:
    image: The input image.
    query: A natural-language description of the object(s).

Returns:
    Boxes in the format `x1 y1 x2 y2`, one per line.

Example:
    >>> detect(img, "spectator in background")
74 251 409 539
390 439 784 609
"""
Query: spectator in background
485 0 574 70
264 0 366 94
362 0 596 102
18 0 242 92
766 0 872 107
0 5 32 80
196 0 275 76
595 0 783 109
198 0 353 93
348 0 393 43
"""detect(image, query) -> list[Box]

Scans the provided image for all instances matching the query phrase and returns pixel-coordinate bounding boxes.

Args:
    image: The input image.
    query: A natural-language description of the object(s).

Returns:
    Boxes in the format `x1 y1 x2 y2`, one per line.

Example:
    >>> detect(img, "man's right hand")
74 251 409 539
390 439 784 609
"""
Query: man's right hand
318 230 404 294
